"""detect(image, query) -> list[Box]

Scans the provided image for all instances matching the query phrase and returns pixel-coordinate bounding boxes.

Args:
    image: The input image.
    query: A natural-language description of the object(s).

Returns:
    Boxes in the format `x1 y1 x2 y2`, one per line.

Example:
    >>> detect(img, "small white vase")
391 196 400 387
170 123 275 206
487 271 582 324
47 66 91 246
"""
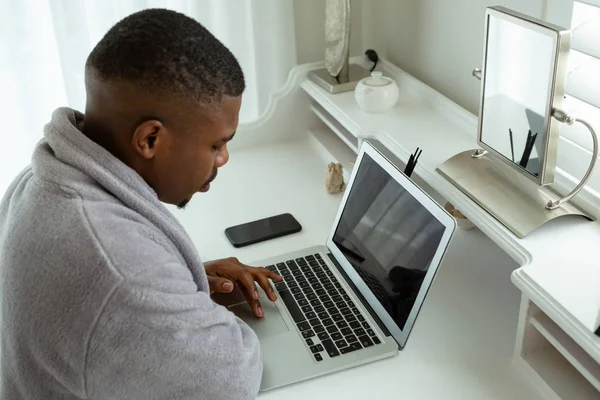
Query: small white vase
354 71 399 113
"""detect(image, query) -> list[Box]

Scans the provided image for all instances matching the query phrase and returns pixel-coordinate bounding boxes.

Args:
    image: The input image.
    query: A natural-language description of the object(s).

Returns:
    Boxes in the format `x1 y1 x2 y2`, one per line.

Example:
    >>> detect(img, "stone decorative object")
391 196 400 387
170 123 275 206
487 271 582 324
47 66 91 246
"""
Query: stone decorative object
326 162 346 194
444 202 476 231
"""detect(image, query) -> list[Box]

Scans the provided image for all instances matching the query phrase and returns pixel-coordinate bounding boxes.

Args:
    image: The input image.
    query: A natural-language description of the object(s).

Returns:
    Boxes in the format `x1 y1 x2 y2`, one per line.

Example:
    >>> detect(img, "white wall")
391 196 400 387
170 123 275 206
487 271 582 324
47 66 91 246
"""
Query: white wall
290 0 573 116
369 0 548 115
293 0 364 64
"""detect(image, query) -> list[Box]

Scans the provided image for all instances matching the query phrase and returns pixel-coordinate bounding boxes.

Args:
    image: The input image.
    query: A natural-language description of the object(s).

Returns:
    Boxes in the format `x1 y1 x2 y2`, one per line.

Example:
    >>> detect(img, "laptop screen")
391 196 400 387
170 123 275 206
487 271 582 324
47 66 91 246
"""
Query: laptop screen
330 147 452 345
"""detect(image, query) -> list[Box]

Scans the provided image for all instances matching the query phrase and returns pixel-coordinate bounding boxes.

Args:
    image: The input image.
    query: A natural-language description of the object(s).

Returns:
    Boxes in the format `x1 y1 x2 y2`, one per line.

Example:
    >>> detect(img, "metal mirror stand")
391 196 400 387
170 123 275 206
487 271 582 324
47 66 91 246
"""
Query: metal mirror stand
436 70 597 239
546 109 599 209
472 69 599 210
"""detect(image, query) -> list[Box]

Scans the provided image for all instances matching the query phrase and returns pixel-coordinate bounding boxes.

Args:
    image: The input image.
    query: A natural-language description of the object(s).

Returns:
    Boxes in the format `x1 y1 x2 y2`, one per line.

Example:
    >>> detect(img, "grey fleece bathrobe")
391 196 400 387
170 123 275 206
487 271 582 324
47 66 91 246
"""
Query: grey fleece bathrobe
0 108 262 399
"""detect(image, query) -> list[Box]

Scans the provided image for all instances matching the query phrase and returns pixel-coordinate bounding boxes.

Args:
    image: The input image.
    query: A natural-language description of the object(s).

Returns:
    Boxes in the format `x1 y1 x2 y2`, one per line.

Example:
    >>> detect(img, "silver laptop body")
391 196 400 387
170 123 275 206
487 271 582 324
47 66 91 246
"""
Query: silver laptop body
229 141 457 391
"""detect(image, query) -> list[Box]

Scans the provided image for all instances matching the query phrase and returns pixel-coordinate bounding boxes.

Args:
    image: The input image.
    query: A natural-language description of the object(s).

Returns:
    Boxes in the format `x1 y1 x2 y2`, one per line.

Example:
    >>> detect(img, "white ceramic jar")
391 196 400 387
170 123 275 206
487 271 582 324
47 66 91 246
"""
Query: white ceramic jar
354 71 399 113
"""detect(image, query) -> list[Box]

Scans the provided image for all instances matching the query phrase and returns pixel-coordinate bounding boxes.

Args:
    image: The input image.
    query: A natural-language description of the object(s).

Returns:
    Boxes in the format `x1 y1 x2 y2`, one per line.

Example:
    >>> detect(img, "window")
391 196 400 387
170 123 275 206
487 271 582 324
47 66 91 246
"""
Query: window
547 0 600 204
0 1 296 196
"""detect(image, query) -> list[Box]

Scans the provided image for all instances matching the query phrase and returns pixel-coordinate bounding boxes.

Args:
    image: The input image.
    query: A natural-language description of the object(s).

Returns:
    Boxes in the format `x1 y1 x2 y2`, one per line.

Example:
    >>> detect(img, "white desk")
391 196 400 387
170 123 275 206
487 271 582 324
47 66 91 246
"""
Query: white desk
300 58 600 399
170 139 544 399
170 58 600 399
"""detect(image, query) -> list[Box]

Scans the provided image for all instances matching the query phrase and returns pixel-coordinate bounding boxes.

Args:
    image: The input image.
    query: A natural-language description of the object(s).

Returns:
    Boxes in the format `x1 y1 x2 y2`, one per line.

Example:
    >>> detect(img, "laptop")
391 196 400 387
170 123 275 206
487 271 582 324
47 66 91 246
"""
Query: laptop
229 140 456 391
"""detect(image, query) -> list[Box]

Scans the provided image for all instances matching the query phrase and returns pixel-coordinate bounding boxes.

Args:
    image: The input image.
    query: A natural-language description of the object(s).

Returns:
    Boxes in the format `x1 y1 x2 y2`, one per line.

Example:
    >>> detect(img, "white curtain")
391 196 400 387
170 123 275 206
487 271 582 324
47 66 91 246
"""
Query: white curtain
561 1 600 155
0 0 296 196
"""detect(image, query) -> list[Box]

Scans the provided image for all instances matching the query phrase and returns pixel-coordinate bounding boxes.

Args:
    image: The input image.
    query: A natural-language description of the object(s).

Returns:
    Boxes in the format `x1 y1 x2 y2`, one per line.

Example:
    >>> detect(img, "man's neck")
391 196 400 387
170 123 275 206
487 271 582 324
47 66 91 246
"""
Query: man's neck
81 114 130 168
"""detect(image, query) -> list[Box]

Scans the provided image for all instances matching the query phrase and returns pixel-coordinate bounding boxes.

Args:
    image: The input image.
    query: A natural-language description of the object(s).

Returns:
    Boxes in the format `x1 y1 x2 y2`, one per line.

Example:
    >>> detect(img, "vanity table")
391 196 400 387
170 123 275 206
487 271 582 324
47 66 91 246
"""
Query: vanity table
170 58 600 399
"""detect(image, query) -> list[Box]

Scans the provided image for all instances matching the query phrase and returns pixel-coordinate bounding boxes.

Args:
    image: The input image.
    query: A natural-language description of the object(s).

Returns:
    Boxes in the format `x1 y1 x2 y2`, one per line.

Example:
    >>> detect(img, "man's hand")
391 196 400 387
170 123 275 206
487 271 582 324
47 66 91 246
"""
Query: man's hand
204 257 282 318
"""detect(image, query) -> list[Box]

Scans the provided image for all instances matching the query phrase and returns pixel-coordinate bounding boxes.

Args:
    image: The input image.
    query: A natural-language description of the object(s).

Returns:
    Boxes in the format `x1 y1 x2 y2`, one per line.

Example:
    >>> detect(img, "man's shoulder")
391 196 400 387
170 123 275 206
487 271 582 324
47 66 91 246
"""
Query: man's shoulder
82 199 183 278
1 173 179 282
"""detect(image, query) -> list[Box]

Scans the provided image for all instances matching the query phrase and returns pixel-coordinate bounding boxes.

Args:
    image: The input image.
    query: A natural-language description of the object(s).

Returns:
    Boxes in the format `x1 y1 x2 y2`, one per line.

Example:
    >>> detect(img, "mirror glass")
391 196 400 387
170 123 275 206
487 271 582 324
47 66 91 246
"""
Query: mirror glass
480 13 557 179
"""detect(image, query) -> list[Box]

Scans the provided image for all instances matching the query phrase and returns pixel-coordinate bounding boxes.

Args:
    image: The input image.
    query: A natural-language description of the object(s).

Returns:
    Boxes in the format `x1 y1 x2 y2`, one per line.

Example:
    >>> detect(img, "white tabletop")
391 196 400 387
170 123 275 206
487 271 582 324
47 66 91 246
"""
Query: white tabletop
300 59 600 363
169 138 545 399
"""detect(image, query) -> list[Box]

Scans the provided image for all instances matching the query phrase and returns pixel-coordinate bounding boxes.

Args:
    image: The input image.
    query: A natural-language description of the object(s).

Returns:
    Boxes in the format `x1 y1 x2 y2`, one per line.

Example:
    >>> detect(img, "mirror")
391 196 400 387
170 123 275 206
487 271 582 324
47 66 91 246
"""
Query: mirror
478 6 570 185
436 6 595 240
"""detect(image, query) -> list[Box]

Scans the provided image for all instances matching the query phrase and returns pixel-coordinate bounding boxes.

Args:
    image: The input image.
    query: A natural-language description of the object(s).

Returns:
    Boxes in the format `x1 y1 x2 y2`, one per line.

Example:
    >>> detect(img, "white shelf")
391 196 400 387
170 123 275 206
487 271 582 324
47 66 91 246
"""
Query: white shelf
297 58 600 400
522 320 600 400
302 74 475 174
525 346 599 400
309 103 359 153
301 58 600 365
300 62 529 265
307 118 447 209
531 312 600 392
307 126 357 182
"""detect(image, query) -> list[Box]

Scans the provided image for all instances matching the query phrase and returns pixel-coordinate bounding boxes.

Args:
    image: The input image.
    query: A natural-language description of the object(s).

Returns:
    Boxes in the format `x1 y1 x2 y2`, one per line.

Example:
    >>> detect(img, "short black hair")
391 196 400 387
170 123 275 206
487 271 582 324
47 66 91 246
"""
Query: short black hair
86 8 245 106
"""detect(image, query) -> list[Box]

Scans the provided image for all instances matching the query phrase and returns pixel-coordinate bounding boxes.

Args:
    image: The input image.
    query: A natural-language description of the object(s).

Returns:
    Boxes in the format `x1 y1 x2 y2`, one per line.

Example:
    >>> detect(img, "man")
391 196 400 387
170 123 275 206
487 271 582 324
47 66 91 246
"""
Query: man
0 9 281 400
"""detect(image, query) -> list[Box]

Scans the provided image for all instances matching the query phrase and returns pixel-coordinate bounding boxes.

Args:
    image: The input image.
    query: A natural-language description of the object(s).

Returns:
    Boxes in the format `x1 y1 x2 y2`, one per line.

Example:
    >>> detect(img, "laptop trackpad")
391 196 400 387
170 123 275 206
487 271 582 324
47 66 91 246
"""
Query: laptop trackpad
229 298 290 339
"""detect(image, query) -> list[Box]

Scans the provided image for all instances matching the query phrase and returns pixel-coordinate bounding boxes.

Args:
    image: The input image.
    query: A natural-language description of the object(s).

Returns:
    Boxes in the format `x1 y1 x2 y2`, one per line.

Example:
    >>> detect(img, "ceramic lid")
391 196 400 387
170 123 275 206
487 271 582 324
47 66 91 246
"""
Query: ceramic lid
362 71 392 87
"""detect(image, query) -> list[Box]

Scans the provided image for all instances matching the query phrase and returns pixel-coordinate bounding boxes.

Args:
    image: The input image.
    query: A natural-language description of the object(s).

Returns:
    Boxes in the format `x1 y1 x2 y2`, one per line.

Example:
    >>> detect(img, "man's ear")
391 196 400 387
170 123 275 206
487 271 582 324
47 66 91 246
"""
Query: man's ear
131 120 166 159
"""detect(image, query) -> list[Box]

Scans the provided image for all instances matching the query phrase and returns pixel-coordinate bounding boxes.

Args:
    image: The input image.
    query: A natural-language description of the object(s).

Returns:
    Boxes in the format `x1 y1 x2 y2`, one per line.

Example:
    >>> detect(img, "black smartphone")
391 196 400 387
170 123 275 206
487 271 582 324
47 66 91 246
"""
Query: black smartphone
224 213 302 248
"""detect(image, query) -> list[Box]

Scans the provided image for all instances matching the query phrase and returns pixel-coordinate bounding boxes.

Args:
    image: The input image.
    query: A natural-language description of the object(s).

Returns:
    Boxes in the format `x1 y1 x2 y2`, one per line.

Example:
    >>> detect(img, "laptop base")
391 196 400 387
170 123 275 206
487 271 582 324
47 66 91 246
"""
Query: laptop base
237 245 398 391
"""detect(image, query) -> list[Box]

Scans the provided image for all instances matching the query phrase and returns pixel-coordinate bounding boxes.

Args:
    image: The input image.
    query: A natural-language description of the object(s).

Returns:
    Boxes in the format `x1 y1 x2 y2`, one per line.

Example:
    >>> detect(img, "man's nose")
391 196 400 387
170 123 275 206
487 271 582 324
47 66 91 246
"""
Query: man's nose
215 145 229 168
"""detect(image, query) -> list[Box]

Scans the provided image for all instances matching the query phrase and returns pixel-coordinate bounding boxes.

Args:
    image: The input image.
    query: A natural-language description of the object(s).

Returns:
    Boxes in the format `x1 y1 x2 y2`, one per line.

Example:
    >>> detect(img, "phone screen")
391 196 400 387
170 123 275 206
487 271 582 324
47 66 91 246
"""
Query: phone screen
224 213 302 248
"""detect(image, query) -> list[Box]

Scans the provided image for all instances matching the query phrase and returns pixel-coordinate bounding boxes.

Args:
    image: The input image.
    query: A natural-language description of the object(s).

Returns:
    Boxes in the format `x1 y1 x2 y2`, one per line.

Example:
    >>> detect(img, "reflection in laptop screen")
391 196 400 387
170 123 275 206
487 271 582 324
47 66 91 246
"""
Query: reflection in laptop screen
333 153 446 331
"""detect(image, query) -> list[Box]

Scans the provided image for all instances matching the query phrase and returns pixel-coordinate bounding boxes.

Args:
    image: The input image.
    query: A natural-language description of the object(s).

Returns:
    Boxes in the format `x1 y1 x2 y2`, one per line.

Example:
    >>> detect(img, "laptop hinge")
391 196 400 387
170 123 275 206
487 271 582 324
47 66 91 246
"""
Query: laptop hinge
327 253 392 338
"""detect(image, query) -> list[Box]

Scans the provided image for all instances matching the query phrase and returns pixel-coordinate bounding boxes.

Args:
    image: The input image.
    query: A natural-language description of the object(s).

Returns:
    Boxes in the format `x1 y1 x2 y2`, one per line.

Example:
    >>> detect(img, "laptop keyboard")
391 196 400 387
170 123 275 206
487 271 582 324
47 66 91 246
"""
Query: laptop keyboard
266 253 381 363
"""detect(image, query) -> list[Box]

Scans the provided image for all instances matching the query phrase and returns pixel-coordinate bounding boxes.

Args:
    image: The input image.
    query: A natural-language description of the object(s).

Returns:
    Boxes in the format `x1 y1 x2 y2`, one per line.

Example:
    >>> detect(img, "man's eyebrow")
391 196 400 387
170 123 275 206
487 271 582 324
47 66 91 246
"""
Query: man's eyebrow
220 132 236 143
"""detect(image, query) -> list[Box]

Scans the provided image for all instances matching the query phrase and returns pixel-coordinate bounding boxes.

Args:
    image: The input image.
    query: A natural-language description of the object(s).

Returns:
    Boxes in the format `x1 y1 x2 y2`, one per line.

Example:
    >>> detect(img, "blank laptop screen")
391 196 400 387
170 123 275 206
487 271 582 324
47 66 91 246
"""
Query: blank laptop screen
332 153 447 331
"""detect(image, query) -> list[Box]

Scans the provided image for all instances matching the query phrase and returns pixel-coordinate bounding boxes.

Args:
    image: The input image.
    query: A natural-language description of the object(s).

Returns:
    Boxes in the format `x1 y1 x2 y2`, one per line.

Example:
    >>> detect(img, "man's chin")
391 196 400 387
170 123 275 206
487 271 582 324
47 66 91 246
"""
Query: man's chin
177 197 193 210
199 182 211 192
178 181 212 209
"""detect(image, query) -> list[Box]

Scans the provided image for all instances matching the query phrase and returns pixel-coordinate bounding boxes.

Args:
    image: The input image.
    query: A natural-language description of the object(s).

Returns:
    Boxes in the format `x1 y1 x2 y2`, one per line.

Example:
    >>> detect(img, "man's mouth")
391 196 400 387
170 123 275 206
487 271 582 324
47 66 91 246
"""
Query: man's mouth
200 170 218 192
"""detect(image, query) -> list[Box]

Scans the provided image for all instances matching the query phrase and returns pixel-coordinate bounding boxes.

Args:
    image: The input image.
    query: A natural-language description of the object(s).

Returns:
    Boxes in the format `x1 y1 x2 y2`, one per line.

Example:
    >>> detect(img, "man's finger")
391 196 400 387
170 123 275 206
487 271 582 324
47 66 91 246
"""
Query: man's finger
262 267 282 282
236 270 265 318
239 284 264 318
252 269 278 302
250 298 263 318
232 260 281 280
235 260 281 280
237 270 260 301
207 276 234 294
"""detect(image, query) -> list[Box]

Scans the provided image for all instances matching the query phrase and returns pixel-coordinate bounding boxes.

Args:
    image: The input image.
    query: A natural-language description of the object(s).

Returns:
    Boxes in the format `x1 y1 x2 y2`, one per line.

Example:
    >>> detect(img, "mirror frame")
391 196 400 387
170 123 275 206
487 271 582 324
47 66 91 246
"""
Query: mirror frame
477 6 571 186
